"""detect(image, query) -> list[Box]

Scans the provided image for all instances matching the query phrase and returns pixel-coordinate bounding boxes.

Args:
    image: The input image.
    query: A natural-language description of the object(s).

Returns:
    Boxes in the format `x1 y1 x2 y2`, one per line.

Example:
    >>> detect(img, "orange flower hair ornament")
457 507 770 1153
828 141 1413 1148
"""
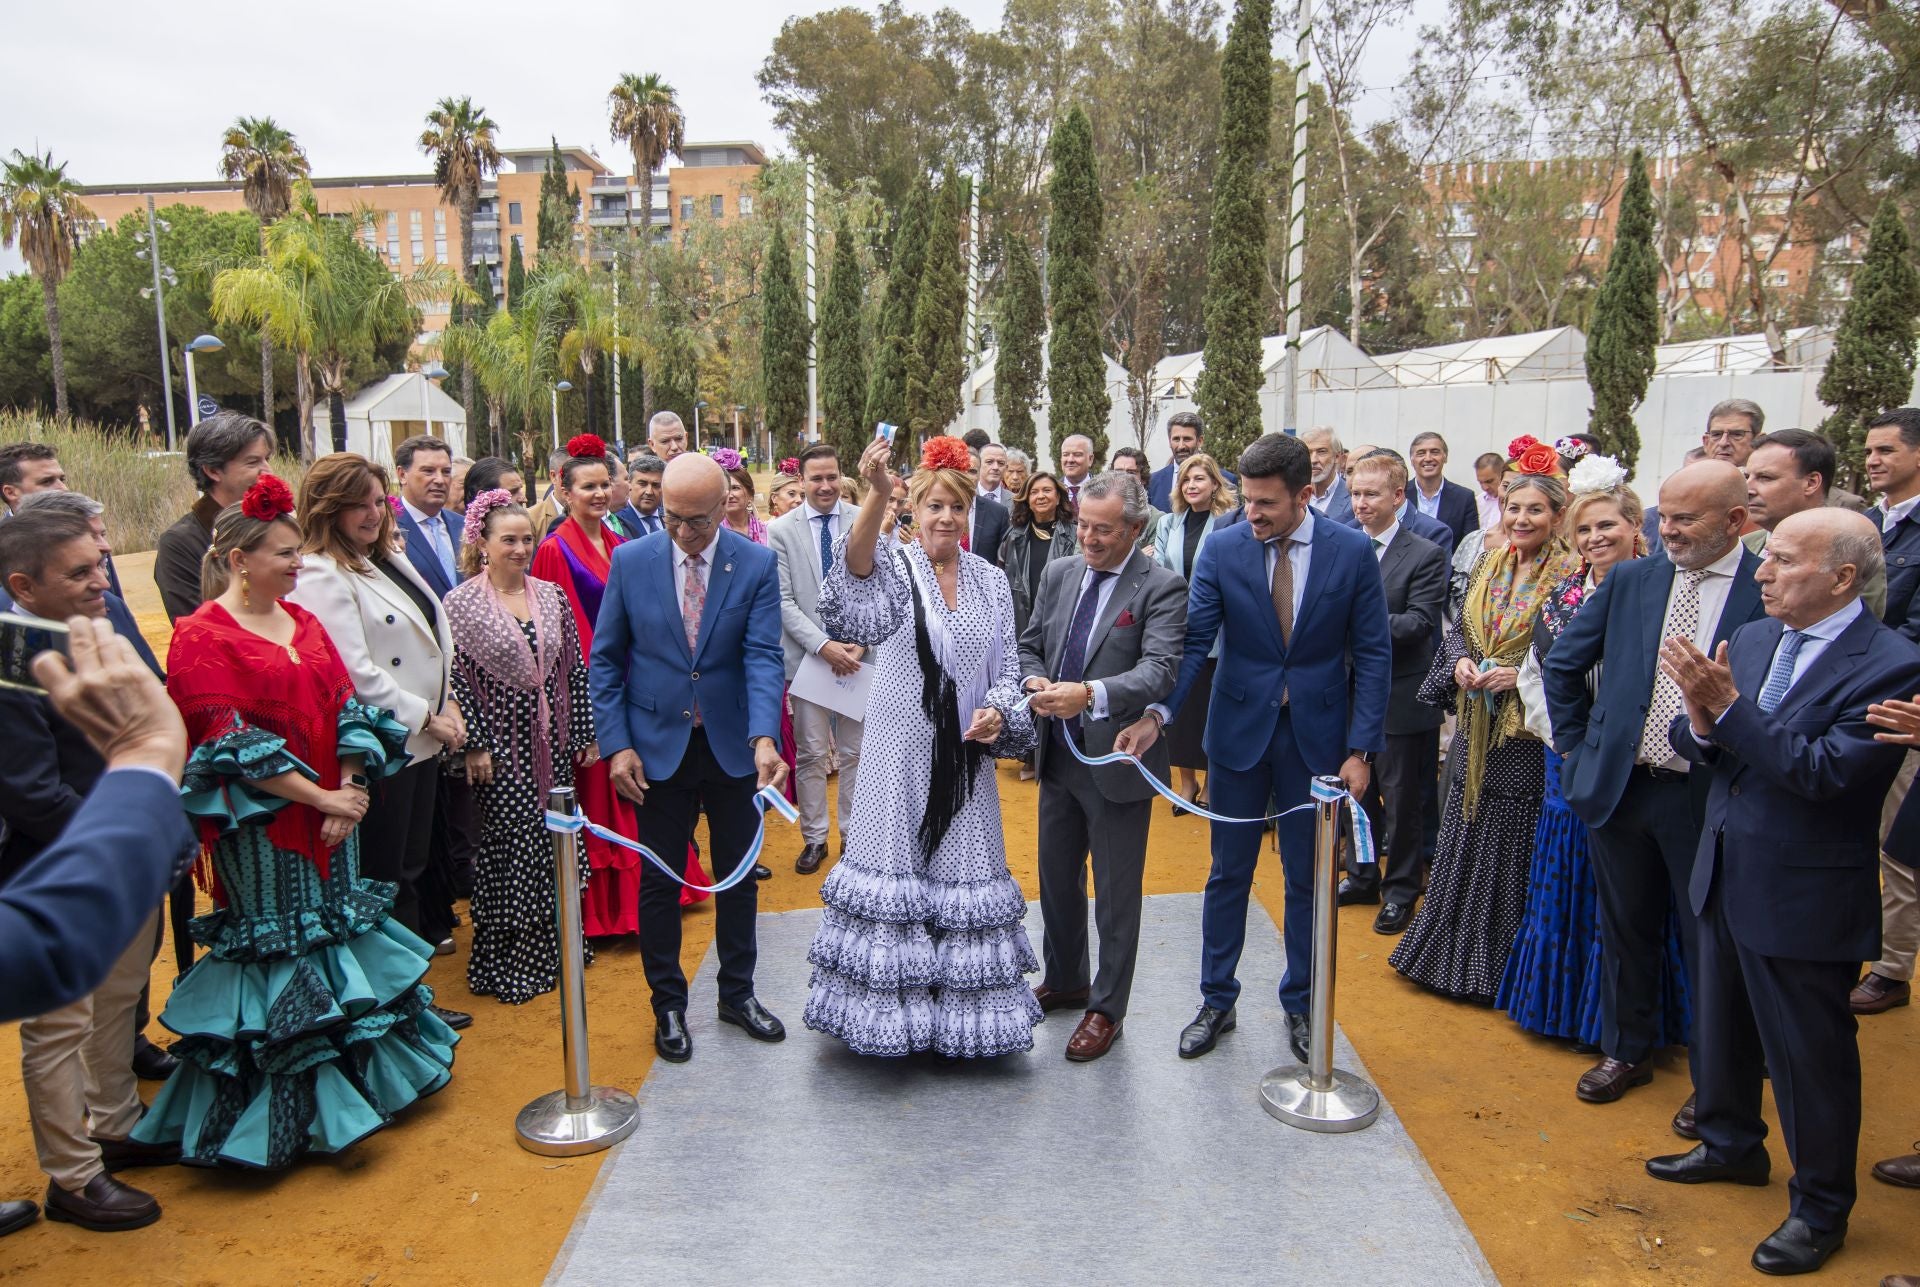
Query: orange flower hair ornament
920 436 972 473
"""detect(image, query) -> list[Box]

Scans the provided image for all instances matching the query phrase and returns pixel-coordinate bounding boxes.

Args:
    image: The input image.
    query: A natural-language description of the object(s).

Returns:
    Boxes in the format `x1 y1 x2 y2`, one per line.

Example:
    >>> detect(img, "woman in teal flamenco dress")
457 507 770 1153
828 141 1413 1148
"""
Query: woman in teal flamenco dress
132 477 459 1169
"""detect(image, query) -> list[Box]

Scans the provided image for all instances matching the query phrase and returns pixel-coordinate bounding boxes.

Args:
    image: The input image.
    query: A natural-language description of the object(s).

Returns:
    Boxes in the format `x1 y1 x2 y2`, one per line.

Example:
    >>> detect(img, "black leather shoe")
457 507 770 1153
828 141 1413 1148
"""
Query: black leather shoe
1178 1005 1236 1059
91 1133 180 1171
1645 1144 1771 1187
795 843 827 875
131 1035 177 1081
718 996 786 1042
655 1010 692 1063
752 863 773 882
1336 877 1380 906
1672 1092 1699 1140
1751 1217 1844 1275
1373 901 1412 934
1287 1012 1311 1063
44 1175 160 1232
429 1004 473 1031
0 1200 38 1238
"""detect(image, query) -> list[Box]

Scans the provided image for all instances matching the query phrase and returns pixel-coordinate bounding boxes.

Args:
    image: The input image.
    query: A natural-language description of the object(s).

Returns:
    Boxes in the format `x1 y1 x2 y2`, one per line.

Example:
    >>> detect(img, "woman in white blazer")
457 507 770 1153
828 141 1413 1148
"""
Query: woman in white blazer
1151 453 1236 812
289 456 467 1027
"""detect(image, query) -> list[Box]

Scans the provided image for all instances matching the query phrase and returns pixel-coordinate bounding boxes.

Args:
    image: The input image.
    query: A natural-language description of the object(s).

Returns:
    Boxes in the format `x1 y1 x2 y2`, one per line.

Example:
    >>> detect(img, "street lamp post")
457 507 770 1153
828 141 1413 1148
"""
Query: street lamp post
184 335 225 428
419 361 450 440
693 399 708 452
134 195 179 451
550 380 573 449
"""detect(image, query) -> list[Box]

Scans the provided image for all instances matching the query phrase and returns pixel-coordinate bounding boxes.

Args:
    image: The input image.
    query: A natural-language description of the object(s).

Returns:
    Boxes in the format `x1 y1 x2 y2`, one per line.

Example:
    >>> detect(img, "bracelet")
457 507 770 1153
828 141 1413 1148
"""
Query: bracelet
1083 681 1095 712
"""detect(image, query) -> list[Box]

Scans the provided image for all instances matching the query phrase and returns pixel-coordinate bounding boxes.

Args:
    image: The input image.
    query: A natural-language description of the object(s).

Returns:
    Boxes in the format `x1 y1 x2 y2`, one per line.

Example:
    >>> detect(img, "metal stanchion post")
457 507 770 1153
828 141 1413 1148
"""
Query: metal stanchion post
516 786 640 1155
1259 774 1381 1132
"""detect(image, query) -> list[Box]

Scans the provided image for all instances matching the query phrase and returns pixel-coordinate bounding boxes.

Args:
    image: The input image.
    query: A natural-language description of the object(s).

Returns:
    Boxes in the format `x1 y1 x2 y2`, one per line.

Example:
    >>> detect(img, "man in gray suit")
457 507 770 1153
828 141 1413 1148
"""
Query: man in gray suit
1019 471 1187 1061
769 443 865 875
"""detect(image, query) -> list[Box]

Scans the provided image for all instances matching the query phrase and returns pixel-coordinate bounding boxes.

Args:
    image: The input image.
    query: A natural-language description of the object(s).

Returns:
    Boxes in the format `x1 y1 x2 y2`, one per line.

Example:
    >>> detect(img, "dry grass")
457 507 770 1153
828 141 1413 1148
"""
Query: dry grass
1 412 307 554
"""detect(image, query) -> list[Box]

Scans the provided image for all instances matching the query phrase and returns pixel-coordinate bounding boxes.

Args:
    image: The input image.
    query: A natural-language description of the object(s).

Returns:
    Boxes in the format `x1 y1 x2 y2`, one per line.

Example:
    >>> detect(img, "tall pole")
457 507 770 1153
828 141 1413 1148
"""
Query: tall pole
145 195 178 452
185 351 202 428
1281 0 1313 436
964 174 980 434
550 387 561 449
611 268 625 445
804 158 818 445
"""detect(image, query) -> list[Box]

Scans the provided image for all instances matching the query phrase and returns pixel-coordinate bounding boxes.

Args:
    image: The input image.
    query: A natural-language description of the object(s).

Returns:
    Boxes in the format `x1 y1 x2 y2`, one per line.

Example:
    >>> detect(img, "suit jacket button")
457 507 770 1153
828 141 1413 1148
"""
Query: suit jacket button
386 614 395 624
683 710 692 719
392 658 402 667
691 671 700 681
1729 785 1741 796
1271 700 1280 709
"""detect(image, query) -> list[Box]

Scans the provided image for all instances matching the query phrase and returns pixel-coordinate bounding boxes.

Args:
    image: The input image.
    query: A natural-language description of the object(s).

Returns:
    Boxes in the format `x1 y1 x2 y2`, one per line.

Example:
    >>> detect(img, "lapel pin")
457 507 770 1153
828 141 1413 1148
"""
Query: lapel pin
724 563 732 573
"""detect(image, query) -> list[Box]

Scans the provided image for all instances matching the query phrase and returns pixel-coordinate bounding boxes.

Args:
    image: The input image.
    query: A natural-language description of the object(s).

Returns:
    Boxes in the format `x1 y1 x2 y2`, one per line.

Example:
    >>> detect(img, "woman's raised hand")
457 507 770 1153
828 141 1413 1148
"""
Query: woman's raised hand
859 436 895 496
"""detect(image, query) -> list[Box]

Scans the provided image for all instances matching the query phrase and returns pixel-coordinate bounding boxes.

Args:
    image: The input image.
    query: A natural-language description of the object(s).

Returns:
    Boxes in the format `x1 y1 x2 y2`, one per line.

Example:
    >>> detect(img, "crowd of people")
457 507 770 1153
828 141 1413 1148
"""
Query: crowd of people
3 393 1919 1281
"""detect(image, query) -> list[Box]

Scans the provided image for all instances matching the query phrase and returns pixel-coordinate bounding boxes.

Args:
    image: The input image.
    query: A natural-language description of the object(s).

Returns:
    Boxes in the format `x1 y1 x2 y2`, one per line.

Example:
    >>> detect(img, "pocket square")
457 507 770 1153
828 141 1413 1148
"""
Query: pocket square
1114 610 1137 627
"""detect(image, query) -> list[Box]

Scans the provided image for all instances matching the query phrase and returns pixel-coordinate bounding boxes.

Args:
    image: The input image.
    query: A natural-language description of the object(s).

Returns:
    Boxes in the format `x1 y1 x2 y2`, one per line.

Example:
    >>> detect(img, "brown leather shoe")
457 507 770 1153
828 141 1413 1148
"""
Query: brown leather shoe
1851 972 1911 1014
1033 983 1090 1014
90 1133 181 1171
1576 1056 1653 1103
43 1174 159 1232
1873 1145 1920 1189
1065 1012 1122 1062
1671 1092 1699 1140
794 842 827 876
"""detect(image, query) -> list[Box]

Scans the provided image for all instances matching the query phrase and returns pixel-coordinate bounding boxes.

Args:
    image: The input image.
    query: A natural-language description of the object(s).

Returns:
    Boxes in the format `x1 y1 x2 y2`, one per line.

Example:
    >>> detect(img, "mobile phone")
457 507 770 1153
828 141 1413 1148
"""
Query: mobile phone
0 612 72 695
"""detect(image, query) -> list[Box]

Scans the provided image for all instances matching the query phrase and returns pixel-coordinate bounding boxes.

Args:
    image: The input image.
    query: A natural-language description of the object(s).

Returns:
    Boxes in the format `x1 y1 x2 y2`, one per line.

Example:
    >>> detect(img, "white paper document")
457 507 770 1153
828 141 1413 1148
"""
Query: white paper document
790 653 873 721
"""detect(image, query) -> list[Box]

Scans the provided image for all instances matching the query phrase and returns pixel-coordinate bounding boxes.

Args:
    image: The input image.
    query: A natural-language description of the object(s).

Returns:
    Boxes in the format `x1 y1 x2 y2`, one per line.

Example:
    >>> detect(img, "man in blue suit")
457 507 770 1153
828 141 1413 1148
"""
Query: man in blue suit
1121 433 1390 1063
1146 412 1237 512
591 453 790 1064
1407 432 1482 549
1648 508 1920 1276
1545 461 1765 1121
392 435 463 598
613 452 666 538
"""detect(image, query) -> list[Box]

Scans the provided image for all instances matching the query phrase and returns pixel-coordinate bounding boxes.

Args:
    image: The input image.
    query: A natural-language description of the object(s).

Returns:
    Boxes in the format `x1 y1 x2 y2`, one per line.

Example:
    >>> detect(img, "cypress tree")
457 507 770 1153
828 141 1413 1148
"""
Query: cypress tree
1584 148 1659 471
995 235 1045 455
1046 106 1110 462
908 175 968 442
505 237 526 308
1196 0 1271 464
537 137 577 260
865 178 931 433
821 213 870 466
762 225 811 460
1819 197 1920 487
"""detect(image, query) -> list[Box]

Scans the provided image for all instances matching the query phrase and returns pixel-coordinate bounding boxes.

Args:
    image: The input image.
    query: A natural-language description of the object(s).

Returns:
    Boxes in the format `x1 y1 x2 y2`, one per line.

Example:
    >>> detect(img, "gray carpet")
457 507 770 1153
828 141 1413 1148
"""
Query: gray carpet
547 893 1495 1286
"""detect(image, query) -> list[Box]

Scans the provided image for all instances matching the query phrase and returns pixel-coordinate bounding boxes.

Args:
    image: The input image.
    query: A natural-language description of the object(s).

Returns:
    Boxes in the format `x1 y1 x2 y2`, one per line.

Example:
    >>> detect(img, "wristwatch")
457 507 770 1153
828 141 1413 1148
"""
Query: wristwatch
1348 749 1375 766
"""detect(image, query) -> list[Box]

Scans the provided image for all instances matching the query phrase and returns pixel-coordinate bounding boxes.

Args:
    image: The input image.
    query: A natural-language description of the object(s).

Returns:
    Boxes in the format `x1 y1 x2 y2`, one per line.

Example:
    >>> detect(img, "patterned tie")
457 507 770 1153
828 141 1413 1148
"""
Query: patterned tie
1638 568 1709 764
682 552 706 654
1270 537 1296 649
1756 629 1806 714
1053 570 1115 748
817 512 834 578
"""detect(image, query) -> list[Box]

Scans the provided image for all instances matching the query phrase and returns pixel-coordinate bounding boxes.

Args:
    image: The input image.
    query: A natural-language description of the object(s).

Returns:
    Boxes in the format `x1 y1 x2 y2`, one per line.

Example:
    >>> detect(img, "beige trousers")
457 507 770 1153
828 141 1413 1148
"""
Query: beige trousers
18 909 159 1191
1874 752 1919 982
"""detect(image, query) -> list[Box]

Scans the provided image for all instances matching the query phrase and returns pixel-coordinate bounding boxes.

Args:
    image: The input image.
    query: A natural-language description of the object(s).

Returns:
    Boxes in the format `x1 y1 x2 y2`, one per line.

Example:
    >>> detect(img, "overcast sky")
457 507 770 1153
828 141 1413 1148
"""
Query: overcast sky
2 0 1430 269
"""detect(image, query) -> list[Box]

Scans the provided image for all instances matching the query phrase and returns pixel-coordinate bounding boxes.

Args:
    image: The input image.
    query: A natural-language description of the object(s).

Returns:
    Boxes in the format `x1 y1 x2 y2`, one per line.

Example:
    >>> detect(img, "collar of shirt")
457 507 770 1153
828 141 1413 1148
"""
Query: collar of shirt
1394 497 1411 524
675 538 715 571
1415 481 1443 514
1882 493 1920 531
1792 595 1864 645
1701 539 1747 581
1371 520 1400 554
1269 505 1316 549
806 500 839 520
401 497 447 534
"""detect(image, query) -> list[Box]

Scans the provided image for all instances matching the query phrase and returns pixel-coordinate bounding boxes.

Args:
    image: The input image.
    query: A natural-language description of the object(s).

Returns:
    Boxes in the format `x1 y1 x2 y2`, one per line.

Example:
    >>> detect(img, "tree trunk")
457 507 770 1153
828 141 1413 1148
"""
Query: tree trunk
294 355 315 460
41 276 69 420
328 387 348 455
260 333 277 441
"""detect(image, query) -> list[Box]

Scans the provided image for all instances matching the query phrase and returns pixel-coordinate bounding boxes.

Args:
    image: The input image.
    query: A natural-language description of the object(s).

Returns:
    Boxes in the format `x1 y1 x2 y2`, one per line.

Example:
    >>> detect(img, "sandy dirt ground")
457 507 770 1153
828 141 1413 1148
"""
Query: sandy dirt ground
1 551 1914 1284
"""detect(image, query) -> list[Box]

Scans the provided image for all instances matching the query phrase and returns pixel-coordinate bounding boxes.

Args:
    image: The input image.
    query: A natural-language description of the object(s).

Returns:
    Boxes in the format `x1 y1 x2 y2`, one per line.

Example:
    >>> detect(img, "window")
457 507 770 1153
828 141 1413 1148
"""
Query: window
433 209 446 262
738 192 754 217
1445 202 1475 235
409 209 424 264
1768 269 1790 288
386 211 400 263
507 201 522 224
680 196 693 223
710 193 724 219
511 233 524 256
1697 270 1715 288
1582 201 1604 221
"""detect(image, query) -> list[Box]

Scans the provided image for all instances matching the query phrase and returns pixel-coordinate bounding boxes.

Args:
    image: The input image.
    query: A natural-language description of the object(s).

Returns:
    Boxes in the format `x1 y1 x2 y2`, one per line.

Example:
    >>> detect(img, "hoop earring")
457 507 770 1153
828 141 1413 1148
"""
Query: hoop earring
239 567 251 609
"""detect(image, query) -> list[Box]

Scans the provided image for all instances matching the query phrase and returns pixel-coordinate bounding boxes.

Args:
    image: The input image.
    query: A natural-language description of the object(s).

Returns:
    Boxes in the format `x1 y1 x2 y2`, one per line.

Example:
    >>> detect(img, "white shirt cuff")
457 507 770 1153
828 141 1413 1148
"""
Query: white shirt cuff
1147 701 1172 728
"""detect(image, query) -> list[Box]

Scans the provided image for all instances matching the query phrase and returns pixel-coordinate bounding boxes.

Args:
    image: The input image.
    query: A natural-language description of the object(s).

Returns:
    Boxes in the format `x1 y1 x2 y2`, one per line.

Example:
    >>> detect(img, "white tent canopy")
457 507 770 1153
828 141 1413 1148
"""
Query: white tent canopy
1377 326 1587 387
306 373 468 466
1654 326 1834 376
954 344 1136 469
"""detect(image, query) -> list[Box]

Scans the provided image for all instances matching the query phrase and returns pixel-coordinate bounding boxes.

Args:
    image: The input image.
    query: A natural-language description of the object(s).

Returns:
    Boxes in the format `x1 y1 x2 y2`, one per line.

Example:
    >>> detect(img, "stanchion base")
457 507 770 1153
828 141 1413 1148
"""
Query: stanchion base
1258 1064 1381 1134
515 1086 640 1157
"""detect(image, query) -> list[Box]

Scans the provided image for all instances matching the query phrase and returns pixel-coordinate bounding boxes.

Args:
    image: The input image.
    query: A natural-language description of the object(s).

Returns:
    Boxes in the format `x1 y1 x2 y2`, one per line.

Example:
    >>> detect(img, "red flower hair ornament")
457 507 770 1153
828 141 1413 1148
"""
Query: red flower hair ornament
566 433 607 460
241 473 296 522
1506 434 1541 460
920 436 972 473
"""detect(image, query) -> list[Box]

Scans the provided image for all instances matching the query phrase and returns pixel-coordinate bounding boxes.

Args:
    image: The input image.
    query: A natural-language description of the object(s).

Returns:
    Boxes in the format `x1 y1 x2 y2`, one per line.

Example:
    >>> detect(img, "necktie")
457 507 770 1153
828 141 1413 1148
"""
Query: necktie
1270 537 1296 649
1638 568 1709 763
682 553 706 654
1756 629 1806 714
1371 536 1384 553
1053 570 1115 748
817 512 834 578
428 514 455 582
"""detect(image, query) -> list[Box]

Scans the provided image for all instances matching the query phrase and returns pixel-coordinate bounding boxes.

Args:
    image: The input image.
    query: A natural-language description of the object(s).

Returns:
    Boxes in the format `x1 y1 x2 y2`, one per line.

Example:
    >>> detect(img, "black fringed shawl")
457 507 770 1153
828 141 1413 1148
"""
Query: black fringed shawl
898 550 990 862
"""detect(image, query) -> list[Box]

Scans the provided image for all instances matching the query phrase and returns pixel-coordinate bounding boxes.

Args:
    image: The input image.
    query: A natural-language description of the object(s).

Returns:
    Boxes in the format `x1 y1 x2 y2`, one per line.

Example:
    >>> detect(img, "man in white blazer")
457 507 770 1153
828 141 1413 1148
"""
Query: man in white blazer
769 444 865 875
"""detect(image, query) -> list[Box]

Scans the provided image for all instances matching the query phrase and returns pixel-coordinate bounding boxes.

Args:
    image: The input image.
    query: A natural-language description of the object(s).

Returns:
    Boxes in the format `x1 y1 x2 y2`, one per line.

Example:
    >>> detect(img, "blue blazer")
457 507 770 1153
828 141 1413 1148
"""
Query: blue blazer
394 506 461 600
0 767 195 1022
1315 474 1356 526
1148 460 1238 513
1543 549 1765 828
589 527 785 782
1870 503 1920 644
613 504 663 539
1163 515 1391 772
1673 609 1920 961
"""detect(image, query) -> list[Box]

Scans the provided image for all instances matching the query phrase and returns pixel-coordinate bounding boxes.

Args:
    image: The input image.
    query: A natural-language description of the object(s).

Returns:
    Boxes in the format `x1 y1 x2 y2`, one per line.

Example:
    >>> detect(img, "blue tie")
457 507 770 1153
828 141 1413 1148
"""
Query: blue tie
430 514 456 583
1052 570 1115 748
1757 629 1806 714
818 512 835 578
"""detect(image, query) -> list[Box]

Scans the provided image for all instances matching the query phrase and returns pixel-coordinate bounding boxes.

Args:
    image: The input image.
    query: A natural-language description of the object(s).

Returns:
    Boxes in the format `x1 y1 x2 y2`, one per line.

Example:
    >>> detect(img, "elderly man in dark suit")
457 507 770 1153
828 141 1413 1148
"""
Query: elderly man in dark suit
1018 471 1186 1061
1544 461 1765 1126
1648 508 1920 1276
1335 454 1447 934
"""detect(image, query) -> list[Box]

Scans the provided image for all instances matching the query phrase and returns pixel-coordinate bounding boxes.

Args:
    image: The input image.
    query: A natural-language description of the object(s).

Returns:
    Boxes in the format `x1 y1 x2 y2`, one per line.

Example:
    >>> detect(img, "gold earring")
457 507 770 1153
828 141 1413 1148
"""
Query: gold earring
239 567 251 609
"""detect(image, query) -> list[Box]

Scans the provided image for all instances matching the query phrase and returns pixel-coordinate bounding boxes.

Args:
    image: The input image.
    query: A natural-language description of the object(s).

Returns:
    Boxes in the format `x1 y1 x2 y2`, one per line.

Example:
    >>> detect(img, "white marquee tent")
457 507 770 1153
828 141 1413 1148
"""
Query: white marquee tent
305 373 468 466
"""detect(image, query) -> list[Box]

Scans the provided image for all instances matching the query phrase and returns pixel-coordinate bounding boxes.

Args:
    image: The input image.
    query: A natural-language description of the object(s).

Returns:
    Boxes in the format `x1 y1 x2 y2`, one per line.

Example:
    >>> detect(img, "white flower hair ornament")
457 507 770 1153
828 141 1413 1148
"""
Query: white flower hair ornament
1567 453 1629 496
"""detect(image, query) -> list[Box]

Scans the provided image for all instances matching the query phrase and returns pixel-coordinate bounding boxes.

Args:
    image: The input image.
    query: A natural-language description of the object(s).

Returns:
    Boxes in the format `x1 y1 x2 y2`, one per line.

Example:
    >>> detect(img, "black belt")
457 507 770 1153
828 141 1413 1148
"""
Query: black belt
1636 763 1688 783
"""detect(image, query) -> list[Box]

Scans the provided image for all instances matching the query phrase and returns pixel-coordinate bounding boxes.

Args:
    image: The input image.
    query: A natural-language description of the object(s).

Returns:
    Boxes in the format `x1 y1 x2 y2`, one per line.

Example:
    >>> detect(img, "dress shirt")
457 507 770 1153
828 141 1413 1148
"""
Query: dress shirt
1882 493 1920 534
672 537 716 610
979 484 1011 508
1699 597 1864 740
1025 563 1125 721
1369 520 1400 560
1063 475 1089 506
1413 482 1444 519
1652 540 1746 769
1309 485 1334 513
631 507 663 537
402 498 458 583
1477 489 1504 531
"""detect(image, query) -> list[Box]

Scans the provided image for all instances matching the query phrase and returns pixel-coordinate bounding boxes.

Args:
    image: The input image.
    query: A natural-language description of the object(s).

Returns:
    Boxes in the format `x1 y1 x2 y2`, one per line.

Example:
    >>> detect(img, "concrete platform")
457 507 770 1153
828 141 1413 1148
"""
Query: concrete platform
548 894 1495 1286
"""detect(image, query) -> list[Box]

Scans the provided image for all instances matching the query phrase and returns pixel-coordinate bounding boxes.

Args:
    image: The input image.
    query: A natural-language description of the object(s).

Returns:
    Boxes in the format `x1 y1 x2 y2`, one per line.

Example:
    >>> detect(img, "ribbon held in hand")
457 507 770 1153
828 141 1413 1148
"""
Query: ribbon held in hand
544 786 800 894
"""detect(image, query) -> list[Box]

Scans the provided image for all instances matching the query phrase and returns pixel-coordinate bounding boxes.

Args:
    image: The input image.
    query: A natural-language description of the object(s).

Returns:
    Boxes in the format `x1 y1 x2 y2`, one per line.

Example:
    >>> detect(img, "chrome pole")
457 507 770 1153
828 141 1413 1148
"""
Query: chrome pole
1259 774 1381 1132
516 786 640 1155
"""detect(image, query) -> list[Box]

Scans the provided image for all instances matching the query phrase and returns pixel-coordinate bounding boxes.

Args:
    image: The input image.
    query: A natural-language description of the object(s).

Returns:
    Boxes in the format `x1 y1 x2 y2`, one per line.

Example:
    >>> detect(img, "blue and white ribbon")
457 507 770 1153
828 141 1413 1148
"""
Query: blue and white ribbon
544 785 801 894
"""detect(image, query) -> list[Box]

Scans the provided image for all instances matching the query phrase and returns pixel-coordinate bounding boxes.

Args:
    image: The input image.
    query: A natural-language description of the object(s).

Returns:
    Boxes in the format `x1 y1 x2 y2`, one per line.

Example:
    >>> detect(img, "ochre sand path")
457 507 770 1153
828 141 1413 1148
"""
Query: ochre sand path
0 549 1913 1284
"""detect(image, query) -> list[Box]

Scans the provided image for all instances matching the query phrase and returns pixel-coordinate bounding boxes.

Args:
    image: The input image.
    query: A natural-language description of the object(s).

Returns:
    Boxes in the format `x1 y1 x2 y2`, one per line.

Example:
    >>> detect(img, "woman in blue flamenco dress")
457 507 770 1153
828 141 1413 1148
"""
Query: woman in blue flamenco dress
132 478 458 1169
1500 462 1690 1047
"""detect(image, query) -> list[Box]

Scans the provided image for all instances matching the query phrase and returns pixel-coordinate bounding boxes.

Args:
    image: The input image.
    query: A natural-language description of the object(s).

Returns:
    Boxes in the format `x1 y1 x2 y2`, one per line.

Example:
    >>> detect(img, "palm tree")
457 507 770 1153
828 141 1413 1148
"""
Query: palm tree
607 72 685 420
420 95 502 422
219 116 310 431
0 149 94 419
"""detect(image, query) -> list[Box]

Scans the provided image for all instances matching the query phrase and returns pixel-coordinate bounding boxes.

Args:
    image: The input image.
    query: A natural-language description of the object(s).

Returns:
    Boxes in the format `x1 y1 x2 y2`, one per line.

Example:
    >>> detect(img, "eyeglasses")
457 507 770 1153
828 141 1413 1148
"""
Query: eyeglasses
1705 429 1753 443
661 510 716 532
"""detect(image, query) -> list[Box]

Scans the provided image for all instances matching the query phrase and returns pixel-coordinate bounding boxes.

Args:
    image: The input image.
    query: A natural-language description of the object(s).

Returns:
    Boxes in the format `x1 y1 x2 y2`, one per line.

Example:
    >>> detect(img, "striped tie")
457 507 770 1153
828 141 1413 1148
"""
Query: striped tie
1756 629 1806 714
